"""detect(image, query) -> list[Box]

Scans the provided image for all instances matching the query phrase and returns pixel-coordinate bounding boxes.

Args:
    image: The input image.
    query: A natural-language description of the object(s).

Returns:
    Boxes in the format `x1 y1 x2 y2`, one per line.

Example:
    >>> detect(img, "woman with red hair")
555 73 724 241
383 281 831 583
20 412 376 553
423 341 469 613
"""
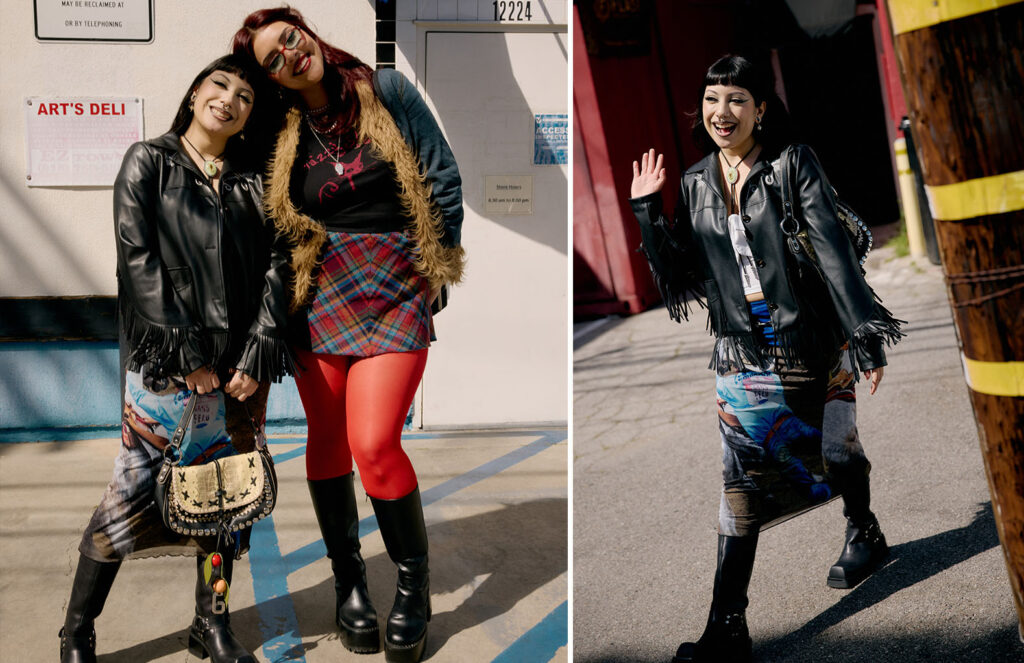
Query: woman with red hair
232 7 464 662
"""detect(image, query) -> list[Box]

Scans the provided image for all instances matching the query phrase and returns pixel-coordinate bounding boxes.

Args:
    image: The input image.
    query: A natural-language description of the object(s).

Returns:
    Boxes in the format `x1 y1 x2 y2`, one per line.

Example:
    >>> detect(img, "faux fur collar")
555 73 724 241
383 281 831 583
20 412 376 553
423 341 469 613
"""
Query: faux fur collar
265 79 465 312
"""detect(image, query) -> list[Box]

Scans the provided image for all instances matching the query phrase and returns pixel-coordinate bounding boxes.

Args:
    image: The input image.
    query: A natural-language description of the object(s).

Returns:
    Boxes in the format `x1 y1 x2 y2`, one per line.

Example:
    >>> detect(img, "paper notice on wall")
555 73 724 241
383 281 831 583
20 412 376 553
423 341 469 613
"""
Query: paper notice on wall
24 97 144 187
533 113 567 165
485 175 533 215
34 0 154 42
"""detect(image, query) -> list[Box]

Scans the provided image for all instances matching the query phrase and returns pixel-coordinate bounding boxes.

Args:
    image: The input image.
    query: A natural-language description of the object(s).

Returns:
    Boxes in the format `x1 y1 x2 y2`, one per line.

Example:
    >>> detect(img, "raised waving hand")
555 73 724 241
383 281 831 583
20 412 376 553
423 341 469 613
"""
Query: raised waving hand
631 148 667 198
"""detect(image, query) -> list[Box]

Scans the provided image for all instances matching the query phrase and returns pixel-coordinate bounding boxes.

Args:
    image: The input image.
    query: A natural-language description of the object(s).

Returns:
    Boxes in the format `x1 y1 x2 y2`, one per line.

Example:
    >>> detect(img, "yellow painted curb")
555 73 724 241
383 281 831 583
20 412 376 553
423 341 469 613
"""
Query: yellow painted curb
925 170 1024 220
889 0 1023 35
962 354 1024 397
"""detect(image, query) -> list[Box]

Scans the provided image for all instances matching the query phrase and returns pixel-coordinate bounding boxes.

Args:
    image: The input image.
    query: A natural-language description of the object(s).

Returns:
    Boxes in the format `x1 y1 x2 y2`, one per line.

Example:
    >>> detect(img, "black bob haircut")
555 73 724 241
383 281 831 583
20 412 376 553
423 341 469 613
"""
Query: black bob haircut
691 54 794 157
168 53 280 166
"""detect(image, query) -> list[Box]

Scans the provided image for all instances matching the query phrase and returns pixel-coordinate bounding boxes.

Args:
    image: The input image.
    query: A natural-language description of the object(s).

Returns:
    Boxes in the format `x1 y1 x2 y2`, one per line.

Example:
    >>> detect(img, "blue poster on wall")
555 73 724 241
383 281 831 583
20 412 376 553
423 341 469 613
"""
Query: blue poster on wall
534 113 568 165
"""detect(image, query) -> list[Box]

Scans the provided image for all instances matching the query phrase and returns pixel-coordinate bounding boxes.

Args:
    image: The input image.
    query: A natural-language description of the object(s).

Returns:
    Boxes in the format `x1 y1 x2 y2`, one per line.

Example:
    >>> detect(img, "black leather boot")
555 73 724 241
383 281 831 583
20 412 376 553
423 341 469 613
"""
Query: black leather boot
187 552 256 663
673 534 758 663
828 475 888 589
309 473 380 653
371 487 431 663
59 555 121 663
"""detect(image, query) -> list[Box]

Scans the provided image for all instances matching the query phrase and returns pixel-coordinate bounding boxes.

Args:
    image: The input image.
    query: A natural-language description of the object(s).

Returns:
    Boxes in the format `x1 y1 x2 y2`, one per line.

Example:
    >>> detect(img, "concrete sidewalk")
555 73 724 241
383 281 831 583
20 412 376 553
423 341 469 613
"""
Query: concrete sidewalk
0 428 567 662
573 244 1023 662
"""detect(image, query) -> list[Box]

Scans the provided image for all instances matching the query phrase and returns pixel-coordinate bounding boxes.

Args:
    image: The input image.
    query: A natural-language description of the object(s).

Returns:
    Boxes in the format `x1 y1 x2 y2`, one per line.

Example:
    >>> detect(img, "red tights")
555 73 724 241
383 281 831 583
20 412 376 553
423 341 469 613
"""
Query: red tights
295 348 427 499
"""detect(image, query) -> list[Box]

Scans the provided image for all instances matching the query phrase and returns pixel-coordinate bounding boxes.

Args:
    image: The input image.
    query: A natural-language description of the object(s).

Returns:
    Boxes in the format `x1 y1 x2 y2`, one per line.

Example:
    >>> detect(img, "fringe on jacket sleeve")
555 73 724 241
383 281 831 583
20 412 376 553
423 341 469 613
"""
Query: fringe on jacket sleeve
120 297 208 378
234 331 297 384
849 291 906 372
631 192 705 322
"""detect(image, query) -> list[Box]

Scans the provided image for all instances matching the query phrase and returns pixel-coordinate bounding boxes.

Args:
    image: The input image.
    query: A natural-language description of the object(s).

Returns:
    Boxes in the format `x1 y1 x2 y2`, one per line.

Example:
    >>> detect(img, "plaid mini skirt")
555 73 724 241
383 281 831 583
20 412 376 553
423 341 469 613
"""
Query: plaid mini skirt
308 231 433 357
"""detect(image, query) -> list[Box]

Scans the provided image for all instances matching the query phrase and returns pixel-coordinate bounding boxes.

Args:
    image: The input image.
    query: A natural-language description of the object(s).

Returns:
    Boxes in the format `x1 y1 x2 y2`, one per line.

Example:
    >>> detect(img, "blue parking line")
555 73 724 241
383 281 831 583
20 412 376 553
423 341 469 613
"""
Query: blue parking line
491 601 568 663
279 431 566 574
249 515 307 663
271 445 307 465
251 431 566 661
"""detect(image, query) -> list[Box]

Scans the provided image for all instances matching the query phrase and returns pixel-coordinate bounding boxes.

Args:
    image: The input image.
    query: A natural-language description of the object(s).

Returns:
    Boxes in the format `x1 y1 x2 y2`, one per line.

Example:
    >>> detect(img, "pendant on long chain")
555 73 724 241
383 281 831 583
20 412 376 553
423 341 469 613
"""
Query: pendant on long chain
333 162 345 176
204 160 219 177
725 167 739 184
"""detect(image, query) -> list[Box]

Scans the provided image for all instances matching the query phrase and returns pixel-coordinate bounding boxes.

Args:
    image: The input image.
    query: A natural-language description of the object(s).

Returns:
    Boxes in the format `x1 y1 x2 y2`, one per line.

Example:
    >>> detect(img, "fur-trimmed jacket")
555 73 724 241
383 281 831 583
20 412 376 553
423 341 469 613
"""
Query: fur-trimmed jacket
631 144 904 373
265 68 466 313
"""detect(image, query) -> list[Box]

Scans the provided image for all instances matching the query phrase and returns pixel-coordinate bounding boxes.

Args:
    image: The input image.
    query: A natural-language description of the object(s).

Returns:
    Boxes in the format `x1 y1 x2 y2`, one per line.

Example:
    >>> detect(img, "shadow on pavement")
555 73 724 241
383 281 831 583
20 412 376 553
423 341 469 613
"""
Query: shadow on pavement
755 502 1010 662
98 498 567 662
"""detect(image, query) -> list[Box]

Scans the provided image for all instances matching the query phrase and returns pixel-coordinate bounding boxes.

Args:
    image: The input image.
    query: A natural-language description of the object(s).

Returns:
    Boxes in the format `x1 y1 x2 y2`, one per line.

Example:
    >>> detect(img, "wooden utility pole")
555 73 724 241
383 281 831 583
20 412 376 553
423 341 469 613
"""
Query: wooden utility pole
886 0 1024 639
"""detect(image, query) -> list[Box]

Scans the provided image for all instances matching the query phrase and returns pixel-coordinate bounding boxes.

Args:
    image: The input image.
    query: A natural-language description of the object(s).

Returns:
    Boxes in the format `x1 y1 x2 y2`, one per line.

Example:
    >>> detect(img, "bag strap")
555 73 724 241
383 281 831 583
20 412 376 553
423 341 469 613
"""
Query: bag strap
779 145 799 236
168 392 199 454
242 401 268 452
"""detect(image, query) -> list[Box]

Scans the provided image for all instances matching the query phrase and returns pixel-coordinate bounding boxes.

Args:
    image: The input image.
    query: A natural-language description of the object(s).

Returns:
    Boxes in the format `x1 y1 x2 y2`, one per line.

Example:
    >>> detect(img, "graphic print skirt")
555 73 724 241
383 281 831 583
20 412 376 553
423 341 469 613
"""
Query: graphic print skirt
79 370 269 563
715 302 871 537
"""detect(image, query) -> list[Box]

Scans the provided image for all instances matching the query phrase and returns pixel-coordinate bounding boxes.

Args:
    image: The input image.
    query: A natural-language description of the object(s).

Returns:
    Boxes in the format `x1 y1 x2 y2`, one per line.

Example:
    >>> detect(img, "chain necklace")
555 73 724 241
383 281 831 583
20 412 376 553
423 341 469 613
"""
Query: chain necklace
307 119 345 175
181 133 224 178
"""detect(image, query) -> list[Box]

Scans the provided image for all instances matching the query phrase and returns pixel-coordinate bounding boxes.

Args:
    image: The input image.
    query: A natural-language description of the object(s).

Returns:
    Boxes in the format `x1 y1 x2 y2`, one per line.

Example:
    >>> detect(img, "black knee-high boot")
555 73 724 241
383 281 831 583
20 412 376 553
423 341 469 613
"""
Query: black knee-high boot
187 552 256 663
673 534 758 663
370 487 430 663
59 555 121 663
309 473 380 653
828 473 888 589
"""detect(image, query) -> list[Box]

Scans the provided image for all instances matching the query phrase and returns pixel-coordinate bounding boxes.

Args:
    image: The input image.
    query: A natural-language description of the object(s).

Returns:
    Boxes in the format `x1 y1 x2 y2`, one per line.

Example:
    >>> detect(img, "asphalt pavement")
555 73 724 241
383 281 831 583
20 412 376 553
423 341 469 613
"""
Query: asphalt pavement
0 428 567 662
573 243 1024 663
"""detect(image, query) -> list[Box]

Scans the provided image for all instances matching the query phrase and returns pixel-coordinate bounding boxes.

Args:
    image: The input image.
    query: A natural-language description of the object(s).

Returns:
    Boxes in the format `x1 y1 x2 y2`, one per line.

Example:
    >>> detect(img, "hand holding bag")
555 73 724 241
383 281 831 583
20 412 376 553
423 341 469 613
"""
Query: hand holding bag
154 393 278 538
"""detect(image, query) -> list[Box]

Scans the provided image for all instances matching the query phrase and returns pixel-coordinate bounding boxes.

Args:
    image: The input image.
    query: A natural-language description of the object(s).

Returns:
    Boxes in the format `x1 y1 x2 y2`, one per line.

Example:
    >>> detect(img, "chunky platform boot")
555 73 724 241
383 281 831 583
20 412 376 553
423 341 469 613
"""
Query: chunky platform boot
187 552 256 663
828 475 888 589
59 555 121 663
309 473 380 653
672 534 758 663
371 487 431 663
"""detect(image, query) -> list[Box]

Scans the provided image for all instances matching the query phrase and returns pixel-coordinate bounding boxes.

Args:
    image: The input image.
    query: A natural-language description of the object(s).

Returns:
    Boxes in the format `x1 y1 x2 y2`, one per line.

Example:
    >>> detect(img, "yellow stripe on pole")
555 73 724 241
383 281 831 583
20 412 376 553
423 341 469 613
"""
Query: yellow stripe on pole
962 354 1024 397
889 0 1024 35
925 170 1024 220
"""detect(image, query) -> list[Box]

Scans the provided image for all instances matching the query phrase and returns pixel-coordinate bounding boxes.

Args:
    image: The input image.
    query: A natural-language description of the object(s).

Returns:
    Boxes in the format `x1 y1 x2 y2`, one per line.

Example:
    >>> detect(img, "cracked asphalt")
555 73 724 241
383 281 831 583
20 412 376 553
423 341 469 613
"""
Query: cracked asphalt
572 241 1024 663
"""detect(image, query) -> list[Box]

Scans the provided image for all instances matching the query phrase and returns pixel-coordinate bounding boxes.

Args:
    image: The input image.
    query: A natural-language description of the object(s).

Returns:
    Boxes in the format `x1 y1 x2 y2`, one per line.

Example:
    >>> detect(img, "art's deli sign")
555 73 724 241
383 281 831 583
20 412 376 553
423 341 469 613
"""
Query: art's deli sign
24 97 143 187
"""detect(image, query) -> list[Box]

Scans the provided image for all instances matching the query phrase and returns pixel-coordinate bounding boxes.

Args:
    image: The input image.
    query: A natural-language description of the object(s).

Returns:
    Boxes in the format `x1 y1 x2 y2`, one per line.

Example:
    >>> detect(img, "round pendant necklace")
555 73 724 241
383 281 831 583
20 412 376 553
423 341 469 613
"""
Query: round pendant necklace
721 142 757 185
307 118 345 176
181 134 224 178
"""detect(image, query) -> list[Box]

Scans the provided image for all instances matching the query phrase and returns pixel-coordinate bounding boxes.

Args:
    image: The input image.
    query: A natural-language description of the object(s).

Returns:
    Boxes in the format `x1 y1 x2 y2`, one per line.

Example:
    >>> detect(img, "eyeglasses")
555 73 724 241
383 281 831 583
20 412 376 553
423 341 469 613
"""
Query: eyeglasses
266 27 303 75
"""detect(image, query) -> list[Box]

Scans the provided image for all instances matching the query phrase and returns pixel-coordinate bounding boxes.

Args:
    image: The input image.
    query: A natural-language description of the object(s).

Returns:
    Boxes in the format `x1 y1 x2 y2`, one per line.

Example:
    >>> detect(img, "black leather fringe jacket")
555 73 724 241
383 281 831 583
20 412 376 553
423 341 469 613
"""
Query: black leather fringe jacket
113 133 294 383
631 144 904 373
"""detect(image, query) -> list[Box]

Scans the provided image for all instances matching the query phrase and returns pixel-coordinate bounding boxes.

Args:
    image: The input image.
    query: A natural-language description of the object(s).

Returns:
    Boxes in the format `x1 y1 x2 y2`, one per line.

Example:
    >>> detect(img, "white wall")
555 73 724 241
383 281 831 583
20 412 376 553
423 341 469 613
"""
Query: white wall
393 0 569 427
0 0 375 297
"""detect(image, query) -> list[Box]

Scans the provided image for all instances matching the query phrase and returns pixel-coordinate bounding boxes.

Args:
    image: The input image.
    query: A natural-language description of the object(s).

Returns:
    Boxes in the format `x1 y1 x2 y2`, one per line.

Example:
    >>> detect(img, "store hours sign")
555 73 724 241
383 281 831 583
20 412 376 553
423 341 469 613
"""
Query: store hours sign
34 0 154 42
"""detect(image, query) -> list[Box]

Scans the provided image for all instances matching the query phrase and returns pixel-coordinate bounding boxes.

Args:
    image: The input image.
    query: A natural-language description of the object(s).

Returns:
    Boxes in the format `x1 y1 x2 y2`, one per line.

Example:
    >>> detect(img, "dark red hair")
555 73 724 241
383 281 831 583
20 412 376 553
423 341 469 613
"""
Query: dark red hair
231 6 373 133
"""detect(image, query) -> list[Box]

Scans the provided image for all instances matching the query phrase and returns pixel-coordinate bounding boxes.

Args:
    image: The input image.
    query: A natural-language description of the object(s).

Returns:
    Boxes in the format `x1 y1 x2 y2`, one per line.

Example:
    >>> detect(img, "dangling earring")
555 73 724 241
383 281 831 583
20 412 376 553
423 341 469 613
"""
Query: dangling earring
755 115 763 131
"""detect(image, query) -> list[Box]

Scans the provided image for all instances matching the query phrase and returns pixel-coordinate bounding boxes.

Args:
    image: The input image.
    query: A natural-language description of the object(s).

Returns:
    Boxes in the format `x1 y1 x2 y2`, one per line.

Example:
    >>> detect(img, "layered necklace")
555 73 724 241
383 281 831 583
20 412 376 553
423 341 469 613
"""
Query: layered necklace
307 118 345 176
181 133 224 178
305 100 348 175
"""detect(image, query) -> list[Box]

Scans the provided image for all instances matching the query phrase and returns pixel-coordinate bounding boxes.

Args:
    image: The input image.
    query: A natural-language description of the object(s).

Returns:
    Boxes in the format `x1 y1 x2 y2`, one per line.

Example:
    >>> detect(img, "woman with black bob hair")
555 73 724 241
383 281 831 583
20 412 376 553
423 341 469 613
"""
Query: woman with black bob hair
58 53 292 663
630 54 904 662
231 6 465 663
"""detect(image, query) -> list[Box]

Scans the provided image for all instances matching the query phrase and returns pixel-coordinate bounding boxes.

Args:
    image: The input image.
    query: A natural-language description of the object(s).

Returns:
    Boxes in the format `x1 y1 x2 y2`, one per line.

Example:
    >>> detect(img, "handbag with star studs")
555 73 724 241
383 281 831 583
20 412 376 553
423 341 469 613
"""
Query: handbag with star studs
153 394 278 538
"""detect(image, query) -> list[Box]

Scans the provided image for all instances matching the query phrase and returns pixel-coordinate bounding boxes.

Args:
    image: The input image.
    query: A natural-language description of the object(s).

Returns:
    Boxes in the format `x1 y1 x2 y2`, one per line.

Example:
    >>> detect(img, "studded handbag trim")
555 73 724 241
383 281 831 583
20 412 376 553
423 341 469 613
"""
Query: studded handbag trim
154 394 278 536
